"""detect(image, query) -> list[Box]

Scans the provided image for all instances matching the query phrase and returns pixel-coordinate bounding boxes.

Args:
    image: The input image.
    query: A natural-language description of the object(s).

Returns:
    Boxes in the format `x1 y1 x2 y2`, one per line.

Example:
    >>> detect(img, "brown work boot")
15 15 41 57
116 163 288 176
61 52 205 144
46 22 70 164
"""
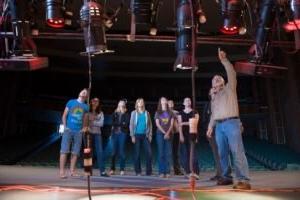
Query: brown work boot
233 181 251 190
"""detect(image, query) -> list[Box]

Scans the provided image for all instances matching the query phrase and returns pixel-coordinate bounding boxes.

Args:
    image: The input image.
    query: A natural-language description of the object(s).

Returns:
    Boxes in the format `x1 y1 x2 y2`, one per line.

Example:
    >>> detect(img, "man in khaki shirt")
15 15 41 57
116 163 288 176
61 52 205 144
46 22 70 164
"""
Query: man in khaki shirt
207 48 250 190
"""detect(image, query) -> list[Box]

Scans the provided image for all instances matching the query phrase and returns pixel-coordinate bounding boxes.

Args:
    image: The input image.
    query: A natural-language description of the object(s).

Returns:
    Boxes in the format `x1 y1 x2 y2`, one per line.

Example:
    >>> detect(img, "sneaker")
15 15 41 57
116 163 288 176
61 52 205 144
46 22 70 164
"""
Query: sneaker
101 172 109 177
136 173 141 176
109 170 114 175
159 174 165 178
165 174 171 178
120 171 125 176
233 182 251 190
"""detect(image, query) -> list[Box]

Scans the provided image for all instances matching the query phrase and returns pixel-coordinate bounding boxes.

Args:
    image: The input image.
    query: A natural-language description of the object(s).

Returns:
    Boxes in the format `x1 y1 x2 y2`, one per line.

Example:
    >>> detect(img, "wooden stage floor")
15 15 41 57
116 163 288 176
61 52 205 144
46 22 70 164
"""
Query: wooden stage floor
1 165 300 200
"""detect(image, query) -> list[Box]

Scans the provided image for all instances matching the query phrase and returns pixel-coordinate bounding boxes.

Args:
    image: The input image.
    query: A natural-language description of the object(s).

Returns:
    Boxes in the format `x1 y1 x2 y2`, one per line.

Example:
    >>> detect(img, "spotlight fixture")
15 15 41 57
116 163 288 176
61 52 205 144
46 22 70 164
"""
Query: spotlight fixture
128 0 161 40
0 0 48 71
234 0 287 78
219 0 246 35
46 0 65 28
283 0 300 32
80 0 113 55
132 0 152 24
174 0 198 70
252 0 276 62
195 0 207 24
8 0 37 57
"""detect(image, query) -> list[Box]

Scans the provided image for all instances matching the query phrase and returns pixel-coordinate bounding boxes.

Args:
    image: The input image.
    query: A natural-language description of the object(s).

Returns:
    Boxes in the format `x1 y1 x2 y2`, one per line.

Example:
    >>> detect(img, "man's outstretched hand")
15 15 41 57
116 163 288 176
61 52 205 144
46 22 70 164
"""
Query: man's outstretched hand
218 47 227 61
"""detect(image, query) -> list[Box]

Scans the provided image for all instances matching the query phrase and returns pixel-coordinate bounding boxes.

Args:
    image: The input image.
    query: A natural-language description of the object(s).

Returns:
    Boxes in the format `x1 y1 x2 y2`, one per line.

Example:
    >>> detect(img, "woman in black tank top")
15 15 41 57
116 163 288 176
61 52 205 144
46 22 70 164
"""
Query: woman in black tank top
178 97 200 178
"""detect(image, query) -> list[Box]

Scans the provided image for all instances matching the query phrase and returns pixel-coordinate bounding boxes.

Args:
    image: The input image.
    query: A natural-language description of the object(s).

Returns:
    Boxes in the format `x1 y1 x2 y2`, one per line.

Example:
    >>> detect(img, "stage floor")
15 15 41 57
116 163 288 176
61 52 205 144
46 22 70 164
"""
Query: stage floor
1 165 300 200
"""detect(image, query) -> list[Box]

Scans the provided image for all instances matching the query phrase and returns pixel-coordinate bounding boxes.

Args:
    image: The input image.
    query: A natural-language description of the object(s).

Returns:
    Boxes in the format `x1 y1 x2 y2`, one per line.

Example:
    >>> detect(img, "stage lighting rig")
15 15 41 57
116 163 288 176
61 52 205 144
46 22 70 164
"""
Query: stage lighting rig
194 0 207 24
128 0 162 41
46 0 65 28
174 0 198 70
0 0 48 70
283 0 300 31
219 0 247 35
281 0 300 50
235 0 288 78
80 0 114 55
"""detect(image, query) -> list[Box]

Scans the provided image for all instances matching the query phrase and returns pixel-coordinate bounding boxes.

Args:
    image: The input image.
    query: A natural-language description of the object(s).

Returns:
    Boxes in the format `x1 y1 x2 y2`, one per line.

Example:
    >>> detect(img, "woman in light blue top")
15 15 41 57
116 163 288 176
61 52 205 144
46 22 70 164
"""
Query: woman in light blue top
130 98 152 176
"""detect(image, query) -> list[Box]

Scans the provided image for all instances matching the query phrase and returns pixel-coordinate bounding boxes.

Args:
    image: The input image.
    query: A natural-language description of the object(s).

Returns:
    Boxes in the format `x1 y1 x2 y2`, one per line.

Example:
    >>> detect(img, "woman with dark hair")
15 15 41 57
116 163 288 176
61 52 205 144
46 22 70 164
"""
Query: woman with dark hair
109 99 130 176
178 97 200 179
83 98 109 177
155 97 174 178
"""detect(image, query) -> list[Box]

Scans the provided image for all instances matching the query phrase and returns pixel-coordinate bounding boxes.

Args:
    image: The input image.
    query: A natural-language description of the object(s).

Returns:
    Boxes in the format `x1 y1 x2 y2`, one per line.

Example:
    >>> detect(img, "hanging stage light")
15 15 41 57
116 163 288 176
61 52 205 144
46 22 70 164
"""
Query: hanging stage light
283 0 300 31
234 0 287 78
132 0 152 24
252 0 276 62
0 0 48 70
174 0 197 70
46 0 65 28
80 0 113 55
8 0 37 57
194 0 207 24
128 0 161 40
219 0 246 35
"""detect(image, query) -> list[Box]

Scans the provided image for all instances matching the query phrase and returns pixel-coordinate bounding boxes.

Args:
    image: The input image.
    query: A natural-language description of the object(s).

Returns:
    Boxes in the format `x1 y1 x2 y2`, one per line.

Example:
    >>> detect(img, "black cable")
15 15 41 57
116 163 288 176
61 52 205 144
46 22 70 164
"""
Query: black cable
85 1 93 200
187 1 197 200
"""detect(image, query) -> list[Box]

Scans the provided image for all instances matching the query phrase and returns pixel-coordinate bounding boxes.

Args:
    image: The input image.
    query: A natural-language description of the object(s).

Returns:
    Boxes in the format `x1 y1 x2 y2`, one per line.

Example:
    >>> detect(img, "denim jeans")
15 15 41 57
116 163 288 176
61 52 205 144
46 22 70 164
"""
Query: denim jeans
60 130 82 156
134 134 152 175
172 133 181 173
90 134 105 173
215 118 250 181
179 134 199 174
207 129 222 177
111 132 127 171
156 131 172 174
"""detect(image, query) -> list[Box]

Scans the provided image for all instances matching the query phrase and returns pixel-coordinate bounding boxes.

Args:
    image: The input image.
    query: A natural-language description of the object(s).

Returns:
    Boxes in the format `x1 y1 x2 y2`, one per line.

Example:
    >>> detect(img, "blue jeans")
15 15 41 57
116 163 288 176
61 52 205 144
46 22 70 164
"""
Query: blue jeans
156 132 172 174
90 134 105 173
215 118 250 181
60 130 82 156
179 134 199 174
134 134 152 175
111 132 127 171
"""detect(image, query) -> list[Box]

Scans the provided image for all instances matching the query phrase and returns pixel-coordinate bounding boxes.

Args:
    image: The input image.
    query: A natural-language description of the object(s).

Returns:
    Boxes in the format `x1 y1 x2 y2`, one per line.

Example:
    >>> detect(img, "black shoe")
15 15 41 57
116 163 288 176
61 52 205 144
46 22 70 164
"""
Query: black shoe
210 175 221 181
233 182 251 190
174 170 184 175
217 178 233 185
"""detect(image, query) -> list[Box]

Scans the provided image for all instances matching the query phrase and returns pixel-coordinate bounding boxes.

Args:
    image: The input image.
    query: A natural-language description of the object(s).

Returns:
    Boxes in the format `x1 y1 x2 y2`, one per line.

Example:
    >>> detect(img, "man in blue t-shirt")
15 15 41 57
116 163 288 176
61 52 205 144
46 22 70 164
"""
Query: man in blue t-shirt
59 88 89 178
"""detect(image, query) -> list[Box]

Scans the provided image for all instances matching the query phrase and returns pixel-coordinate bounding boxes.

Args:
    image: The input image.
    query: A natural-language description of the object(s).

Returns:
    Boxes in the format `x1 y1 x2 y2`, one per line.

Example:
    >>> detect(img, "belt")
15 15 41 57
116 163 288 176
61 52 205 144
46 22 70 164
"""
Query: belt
215 116 239 123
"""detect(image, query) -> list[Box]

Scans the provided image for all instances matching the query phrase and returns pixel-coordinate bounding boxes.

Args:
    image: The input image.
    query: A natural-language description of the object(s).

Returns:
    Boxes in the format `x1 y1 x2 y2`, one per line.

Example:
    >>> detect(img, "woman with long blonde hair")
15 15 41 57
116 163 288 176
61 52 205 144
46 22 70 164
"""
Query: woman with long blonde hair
129 98 153 176
109 99 130 176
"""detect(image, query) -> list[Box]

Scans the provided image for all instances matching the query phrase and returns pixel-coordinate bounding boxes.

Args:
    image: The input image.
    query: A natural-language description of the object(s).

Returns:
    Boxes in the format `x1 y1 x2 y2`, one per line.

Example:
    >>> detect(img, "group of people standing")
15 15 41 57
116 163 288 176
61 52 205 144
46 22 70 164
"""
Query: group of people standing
58 49 251 190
